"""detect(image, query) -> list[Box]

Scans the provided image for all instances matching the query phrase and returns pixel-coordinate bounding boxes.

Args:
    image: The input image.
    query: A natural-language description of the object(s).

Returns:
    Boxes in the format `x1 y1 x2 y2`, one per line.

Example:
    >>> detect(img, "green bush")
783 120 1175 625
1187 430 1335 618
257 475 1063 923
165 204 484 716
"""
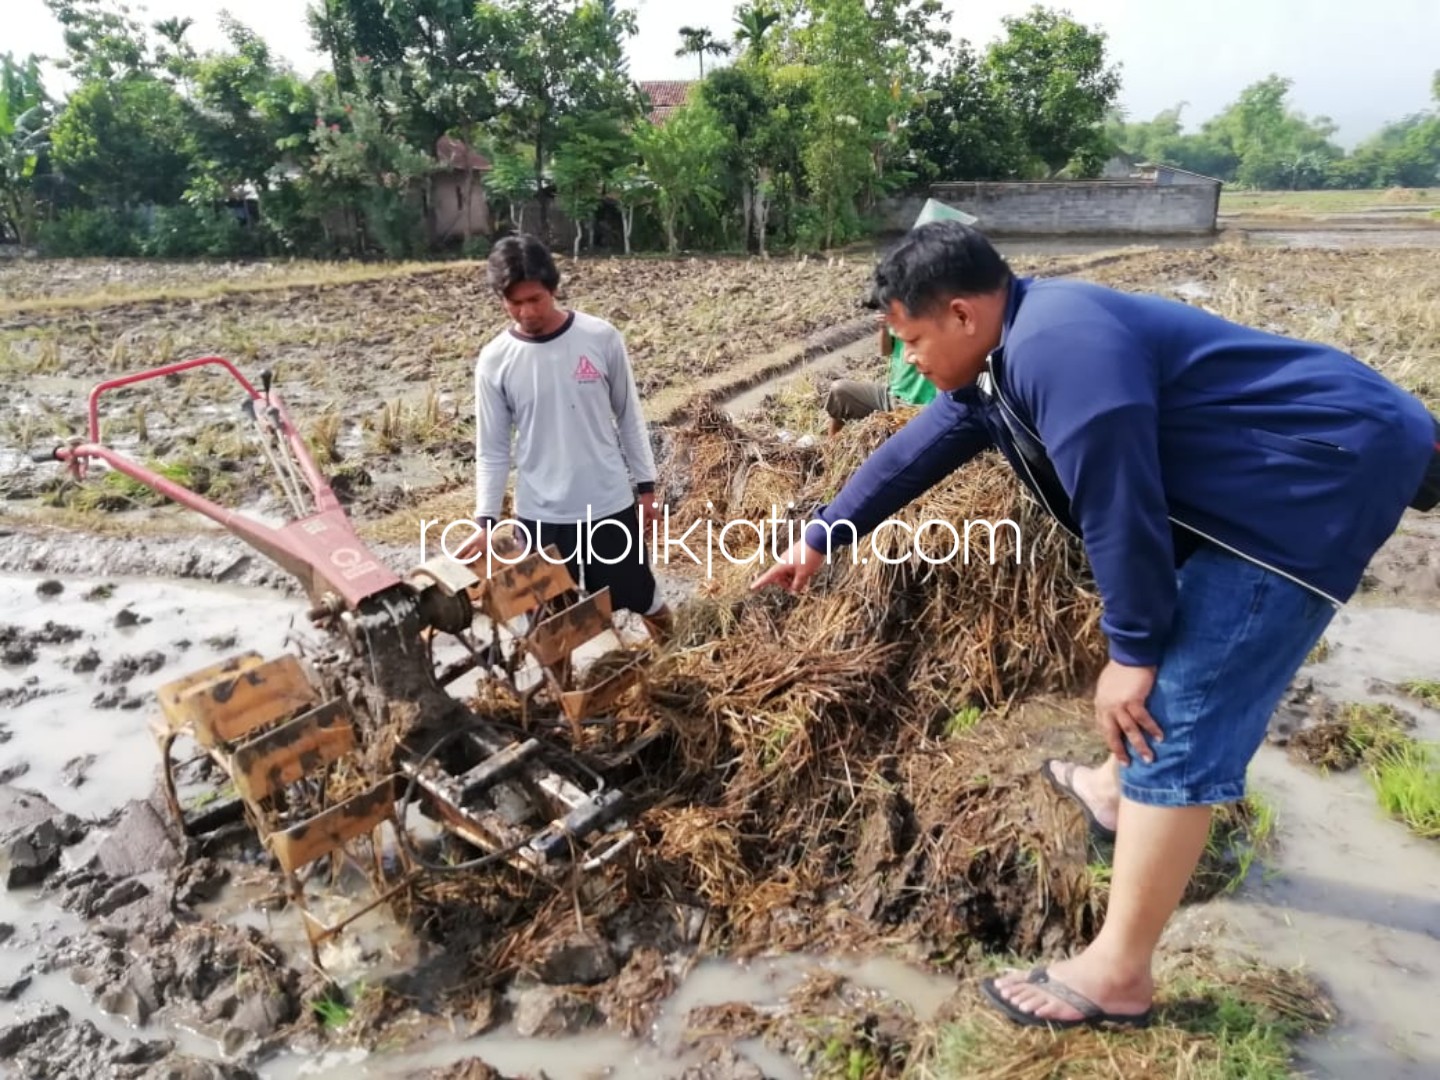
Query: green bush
38 208 144 256
361 189 428 258
140 204 251 258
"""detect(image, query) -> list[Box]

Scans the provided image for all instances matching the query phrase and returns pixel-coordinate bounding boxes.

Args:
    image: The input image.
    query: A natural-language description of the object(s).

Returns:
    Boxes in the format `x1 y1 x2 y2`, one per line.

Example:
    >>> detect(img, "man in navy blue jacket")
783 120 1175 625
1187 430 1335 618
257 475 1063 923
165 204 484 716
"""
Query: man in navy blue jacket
753 222 1439 1030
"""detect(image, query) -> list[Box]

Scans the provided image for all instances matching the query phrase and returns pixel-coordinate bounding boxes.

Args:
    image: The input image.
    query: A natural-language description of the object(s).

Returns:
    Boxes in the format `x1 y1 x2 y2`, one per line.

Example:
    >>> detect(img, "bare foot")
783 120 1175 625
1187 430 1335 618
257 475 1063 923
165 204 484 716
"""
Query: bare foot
991 952 1153 1023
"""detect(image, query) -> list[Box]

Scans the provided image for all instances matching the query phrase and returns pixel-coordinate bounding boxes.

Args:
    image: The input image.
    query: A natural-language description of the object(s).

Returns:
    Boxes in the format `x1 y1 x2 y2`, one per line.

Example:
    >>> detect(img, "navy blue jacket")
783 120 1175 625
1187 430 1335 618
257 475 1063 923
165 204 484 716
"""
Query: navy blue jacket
804 275 1437 667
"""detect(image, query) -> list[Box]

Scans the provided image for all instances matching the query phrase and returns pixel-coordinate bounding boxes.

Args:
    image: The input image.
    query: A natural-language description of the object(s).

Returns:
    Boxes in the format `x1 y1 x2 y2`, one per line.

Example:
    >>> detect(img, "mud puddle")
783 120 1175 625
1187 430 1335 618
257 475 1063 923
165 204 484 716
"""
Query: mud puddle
1176 740 1440 1078
0 571 306 819
1299 603 1440 741
257 953 958 1080
0 567 953 1079
0 889 219 1062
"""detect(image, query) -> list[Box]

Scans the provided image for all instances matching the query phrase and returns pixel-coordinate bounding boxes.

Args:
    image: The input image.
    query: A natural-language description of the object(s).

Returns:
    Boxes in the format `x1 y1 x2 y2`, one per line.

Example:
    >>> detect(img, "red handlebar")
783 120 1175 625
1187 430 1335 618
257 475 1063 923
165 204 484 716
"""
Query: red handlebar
44 356 401 611
86 356 262 443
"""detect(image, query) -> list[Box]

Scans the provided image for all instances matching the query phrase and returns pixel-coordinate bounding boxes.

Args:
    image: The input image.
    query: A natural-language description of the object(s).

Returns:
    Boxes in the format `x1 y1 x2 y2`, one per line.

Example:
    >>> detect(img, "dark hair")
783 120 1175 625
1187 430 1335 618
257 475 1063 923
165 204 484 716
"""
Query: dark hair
871 221 1011 316
487 234 560 296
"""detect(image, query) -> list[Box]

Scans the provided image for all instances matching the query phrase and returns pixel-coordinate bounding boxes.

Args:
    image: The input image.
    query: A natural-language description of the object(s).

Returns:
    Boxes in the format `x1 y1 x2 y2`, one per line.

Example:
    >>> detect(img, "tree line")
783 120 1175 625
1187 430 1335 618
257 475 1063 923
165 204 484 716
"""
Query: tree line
0 0 1436 260
1107 72 1440 191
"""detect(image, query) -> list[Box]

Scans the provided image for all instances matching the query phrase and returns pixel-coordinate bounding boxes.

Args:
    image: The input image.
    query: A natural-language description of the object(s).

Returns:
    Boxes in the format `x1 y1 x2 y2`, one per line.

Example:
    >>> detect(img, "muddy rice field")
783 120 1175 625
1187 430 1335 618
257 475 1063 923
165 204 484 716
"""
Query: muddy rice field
0 236 1438 1080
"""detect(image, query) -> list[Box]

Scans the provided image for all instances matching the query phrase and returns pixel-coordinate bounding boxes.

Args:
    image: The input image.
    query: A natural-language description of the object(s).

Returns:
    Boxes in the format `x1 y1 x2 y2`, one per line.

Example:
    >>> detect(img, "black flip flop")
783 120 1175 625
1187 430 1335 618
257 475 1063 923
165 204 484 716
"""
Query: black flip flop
980 967 1153 1030
1041 759 1117 844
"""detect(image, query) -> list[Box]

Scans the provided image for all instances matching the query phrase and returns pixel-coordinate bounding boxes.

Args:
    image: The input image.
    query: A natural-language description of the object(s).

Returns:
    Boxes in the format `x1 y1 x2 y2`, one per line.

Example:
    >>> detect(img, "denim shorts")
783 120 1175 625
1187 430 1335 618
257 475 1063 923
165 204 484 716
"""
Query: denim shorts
1119 544 1338 808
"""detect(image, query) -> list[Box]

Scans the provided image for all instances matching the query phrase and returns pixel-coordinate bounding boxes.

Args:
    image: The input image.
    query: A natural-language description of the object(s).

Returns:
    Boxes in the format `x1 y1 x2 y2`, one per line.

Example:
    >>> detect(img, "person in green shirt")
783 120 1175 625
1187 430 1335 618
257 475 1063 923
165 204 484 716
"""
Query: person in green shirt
823 199 973 436
823 313 938 435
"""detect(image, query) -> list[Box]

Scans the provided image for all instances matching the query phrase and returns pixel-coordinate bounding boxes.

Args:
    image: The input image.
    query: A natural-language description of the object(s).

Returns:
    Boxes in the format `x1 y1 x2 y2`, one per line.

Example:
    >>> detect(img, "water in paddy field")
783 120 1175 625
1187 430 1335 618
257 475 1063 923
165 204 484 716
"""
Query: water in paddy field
256 954 960 1080
1172 597 1440 1079
0 572 305 822
2 568 1439 1077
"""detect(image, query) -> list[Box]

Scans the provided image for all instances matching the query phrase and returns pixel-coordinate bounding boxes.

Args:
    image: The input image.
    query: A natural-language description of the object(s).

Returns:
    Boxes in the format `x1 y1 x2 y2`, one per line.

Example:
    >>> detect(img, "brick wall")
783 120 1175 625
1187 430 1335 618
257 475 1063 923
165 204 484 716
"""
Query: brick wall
878 180 1221 236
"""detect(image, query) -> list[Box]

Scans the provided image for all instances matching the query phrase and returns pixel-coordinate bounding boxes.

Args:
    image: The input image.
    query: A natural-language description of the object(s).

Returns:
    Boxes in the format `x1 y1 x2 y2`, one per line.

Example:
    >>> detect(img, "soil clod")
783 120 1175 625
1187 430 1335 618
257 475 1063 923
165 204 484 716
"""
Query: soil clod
411 1061 517 1080
0 1002 260 1079
61 753 97 787
513 986 597 1038
101 650 168 684
92 684 144 709
0 762 32 783
70 647 102 673
533 930 618 987
5 818 64 889
95 800 183 878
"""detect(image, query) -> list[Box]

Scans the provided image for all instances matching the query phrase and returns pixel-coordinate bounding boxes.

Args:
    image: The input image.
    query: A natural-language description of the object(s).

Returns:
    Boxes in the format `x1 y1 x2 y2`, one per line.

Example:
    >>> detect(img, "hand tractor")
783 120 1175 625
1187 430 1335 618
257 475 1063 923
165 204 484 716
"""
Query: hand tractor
34 357 659 962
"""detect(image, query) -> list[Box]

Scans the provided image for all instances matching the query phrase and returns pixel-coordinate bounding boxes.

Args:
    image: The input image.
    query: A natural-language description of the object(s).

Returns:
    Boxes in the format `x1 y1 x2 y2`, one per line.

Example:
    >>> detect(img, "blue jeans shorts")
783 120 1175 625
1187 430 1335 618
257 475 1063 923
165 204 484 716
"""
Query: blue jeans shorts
1119 544 1338 808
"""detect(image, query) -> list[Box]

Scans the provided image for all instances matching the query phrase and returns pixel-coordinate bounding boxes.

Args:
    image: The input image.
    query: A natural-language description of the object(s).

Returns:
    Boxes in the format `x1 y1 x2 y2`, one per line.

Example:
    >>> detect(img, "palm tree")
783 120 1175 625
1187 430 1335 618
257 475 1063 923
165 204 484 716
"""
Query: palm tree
152 16 194 50
733 3 781 56
675 25 730 79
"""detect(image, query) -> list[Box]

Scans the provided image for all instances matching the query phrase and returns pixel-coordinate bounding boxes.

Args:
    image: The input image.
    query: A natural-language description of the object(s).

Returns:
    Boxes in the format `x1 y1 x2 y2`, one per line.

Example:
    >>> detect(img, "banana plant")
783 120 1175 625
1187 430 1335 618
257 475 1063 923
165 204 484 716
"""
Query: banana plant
0 53 52 246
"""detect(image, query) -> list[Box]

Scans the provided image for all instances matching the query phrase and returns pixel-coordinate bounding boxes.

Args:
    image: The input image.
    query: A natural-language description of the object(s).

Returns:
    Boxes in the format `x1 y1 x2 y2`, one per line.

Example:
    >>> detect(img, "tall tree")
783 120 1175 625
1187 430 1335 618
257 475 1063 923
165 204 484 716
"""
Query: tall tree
634 102 726 254
44 0 152 80
305 0 403 93
49 76 197 207
792 0 897 247
308 64 437 256
151 15 195 83
676 26 730 78
909 41 1025 180
984 5 1122 177
1196 75 1344 187
478 0 642 235
552 111 629 256
189 16 317 203
701 63 805 254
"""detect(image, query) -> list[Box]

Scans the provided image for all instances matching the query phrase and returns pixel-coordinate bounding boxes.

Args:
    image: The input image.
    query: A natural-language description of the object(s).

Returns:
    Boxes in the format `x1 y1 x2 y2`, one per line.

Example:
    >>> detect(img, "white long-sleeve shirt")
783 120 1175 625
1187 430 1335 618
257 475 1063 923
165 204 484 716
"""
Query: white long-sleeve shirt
473 310 657 525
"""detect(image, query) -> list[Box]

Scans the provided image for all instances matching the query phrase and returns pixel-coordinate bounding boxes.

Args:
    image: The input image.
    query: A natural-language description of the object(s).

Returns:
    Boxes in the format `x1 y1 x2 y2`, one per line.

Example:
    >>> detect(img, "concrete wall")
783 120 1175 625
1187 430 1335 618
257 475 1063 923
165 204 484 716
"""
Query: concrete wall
428 172 491 243
877 179 1221 236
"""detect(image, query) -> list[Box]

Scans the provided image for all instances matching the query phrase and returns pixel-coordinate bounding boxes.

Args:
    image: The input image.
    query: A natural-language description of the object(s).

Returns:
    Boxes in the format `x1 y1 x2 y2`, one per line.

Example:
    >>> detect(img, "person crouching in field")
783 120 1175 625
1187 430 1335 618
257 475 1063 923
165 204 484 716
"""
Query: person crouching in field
822 312 938 435
457 234 674 641
753 221 1440 1029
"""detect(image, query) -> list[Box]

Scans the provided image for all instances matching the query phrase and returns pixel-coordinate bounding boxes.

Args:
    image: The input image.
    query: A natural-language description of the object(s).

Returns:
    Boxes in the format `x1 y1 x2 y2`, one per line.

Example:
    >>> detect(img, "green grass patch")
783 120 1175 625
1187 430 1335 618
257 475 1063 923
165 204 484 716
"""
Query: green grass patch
917 952 1333 1080
1367 740 1440 839
310 990 354 1030
1399 680 1440 710
1190 789 1278 899
1290 702 1412 773
1340 702 1412 761
944 706 984 739
59 455 239 513
1290 699 1439 840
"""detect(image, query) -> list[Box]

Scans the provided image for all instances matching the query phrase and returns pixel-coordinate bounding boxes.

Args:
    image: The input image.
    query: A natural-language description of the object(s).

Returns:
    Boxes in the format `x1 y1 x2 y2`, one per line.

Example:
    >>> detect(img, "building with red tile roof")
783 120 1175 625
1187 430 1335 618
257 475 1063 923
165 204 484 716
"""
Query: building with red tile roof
638 81 697 125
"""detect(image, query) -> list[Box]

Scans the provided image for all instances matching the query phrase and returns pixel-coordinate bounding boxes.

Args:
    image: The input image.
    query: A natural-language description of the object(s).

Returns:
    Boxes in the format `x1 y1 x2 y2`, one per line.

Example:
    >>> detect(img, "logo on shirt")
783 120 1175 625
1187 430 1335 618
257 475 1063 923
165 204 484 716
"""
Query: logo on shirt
574 356 603 383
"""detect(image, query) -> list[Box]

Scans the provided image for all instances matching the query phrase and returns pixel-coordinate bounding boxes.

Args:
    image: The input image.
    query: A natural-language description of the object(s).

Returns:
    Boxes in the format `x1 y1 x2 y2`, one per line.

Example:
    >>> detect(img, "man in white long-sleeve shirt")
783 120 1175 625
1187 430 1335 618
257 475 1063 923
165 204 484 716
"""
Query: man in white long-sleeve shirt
461 234 673 640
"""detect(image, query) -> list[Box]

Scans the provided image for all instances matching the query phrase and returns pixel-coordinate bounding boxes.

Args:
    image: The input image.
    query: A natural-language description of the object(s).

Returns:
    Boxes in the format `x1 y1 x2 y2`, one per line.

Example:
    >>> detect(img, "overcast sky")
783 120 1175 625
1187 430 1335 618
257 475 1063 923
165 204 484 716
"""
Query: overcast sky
11 0 1439 148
